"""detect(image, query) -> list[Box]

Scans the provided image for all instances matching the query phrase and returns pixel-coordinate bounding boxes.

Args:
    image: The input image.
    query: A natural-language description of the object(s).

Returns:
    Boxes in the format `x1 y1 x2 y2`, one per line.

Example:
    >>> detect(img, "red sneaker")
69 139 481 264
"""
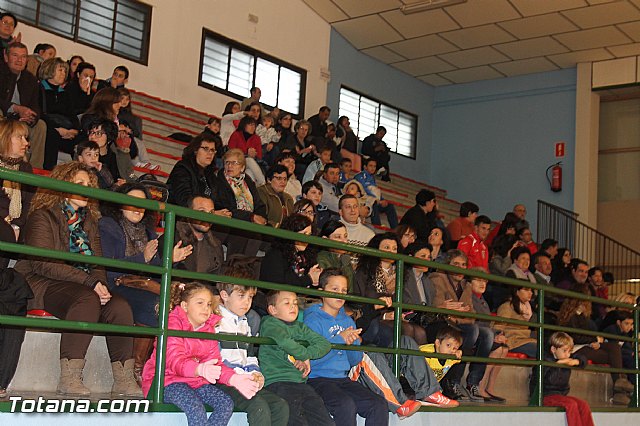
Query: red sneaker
396 399 422 418
421 391 459 408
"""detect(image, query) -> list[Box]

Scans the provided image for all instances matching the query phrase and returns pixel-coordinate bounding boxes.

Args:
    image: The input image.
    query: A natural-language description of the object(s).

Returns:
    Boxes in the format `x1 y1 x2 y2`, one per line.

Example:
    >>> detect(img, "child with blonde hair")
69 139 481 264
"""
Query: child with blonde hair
536 332 594 426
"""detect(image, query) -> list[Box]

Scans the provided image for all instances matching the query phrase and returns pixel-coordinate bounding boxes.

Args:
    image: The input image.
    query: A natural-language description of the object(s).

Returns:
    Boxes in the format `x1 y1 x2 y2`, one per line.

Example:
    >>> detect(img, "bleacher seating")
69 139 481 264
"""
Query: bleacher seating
126 89 462 226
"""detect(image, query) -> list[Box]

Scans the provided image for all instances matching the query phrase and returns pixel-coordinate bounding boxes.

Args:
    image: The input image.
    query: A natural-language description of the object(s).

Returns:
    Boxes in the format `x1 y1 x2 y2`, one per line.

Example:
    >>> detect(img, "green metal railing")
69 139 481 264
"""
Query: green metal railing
0 168 638 411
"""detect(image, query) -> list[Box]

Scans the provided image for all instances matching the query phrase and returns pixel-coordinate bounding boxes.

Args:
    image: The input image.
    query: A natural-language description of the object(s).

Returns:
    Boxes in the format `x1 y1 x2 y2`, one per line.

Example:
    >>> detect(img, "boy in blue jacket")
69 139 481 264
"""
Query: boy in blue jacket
304 269 390 426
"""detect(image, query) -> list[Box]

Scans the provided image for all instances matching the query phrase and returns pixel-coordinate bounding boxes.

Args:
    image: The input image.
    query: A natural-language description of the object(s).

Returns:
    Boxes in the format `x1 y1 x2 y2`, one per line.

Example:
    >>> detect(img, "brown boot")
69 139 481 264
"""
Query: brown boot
57 359 90 396
133 336 154 387
111 359 143 397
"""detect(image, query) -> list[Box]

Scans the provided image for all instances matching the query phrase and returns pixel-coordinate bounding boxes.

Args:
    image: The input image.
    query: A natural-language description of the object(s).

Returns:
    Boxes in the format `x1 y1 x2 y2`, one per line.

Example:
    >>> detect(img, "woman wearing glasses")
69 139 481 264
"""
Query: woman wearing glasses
167 133 223 208
215 148 267 256
256 164 294 228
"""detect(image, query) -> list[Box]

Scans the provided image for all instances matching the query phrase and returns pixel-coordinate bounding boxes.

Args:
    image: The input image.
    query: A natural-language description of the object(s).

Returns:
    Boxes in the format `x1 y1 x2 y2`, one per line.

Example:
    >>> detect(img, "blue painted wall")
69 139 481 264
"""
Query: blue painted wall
327 28 577 231
326 30 435 181
431 70 577 228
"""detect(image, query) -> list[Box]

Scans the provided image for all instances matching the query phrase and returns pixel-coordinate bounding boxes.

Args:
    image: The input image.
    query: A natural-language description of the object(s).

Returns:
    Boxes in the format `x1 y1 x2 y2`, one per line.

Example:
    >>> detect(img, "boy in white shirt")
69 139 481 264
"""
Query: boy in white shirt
216 271 289 426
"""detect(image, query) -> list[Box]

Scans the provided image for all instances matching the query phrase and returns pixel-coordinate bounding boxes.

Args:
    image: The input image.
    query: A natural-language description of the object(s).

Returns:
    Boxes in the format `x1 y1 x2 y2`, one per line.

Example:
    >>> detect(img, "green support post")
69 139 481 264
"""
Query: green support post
152 210 176 403
632 308 639 407
392 259 404 377
532 288 545 407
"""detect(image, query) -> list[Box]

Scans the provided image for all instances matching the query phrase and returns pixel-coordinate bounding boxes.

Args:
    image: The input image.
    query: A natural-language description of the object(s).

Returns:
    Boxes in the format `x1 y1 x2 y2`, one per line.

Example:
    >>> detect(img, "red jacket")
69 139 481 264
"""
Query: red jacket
141 306 235 396
457 232 488 270
228 130 263 159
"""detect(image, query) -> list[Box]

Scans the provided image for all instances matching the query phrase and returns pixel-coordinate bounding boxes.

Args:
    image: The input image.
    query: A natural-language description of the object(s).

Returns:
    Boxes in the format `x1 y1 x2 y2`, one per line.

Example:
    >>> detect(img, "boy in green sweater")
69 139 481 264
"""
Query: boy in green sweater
259 290 335 425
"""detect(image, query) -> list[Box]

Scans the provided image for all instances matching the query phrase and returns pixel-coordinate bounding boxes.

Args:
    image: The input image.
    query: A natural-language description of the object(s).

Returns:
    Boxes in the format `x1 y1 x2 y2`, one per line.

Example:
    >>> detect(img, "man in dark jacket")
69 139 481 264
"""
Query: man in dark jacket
307 106 330 139
361 126 391 181
400 189 437 240
0 42 46 168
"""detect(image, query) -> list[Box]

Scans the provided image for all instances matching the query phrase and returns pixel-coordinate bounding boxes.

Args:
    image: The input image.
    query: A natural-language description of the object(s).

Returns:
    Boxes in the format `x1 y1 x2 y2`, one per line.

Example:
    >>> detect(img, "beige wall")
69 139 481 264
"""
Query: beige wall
573 63 600 228
597 201 640 253
14 0 331 117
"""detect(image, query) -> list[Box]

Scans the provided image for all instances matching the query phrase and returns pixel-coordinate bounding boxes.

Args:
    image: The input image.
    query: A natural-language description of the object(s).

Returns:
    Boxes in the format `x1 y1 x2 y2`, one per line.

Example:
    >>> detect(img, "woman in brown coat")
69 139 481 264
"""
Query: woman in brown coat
15 161 140 397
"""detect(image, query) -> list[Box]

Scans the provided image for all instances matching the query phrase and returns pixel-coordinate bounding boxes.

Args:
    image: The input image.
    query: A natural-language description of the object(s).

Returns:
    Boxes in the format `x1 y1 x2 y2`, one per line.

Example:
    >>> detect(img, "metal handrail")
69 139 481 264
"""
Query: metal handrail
0 168 637 410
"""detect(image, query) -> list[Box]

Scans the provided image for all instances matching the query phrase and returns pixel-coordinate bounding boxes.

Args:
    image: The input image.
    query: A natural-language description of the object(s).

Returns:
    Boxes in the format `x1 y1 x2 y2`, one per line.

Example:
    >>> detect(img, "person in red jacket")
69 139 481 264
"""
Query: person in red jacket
229 115 262 159
142 282 260 425
228 115 266 186
457 215 491 270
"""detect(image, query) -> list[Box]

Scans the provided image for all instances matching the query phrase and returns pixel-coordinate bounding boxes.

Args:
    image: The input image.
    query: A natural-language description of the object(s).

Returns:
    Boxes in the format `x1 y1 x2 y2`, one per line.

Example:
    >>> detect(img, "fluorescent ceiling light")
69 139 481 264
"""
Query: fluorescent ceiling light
401 0 467 14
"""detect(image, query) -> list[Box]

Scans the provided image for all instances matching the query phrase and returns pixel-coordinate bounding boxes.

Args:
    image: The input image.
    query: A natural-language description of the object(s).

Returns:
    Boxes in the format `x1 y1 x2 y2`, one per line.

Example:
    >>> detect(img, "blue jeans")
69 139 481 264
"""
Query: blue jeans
371 202 398 229
111 284 158 327
447 323 494 385
164 382 234 426
307 377 388 426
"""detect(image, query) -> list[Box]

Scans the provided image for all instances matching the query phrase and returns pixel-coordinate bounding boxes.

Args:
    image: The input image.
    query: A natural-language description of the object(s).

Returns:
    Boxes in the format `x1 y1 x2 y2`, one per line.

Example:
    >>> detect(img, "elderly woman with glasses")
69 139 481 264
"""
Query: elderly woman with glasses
256 164 294 228
215 148 267 256
166 133 230 216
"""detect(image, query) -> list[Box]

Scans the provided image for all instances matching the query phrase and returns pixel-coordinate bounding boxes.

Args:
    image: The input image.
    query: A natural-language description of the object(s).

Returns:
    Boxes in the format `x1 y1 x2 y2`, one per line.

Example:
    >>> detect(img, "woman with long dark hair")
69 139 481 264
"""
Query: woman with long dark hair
551 248 572 283
99 182 192 383
495 285 537 358
259 214 321 288
352 232 424 346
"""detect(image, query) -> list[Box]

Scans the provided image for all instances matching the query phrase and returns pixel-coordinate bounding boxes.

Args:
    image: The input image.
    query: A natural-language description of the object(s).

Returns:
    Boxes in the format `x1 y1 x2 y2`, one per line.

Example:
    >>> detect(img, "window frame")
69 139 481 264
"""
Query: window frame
1 0 152 65
339 85 418 160
198 28 307 119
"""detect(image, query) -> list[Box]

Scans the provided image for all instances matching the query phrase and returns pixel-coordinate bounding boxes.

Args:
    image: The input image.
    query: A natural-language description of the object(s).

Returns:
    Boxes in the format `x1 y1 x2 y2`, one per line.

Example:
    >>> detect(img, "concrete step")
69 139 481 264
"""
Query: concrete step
129 89 213 123
9 327 113 394
487 365 613 405
134 105 204 135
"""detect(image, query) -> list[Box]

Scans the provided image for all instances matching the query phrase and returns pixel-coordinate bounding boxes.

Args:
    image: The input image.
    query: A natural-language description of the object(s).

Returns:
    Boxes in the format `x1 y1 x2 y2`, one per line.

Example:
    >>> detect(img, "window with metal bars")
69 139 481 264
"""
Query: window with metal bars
338 86 417 159
199 28 307 119
0 0 151 64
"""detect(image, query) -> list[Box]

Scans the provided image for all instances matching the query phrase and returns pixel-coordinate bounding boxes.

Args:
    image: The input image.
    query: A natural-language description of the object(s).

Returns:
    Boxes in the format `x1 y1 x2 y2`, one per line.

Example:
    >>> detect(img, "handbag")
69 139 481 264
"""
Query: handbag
115 275 161 295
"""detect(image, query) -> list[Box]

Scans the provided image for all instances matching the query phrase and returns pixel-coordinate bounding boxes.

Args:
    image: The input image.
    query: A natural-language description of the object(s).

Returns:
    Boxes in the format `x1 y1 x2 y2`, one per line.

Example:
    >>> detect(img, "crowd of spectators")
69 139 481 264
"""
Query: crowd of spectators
0 10 635 423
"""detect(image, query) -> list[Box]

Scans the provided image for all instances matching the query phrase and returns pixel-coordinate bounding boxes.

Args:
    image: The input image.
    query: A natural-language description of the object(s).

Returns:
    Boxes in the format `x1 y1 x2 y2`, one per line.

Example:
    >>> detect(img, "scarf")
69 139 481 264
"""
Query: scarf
62 202 93 273
0 156 23 222
373 265 395 295
292 250 310 278
520 301 533 321
226 173 253 212
119 217 149 257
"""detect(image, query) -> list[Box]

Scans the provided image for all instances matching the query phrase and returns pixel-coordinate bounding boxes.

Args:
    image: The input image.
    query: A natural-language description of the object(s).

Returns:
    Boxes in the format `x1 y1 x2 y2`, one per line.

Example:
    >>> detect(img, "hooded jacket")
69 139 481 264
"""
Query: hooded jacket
303 303 363 379
343 179 376 217
141 306 235 396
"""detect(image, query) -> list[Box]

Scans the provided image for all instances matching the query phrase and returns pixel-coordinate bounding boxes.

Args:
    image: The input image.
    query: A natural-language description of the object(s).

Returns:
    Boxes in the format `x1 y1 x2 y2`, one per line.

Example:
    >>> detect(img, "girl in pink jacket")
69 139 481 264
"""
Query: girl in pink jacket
142 282 260 425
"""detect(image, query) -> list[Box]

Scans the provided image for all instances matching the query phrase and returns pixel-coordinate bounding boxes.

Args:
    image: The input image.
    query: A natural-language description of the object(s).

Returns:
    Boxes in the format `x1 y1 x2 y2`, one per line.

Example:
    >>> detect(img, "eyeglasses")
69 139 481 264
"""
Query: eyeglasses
89 130 105 137
271 176 287 182
1 20 15 27
297 208 315 215
225 160 241 166
199 147 216 154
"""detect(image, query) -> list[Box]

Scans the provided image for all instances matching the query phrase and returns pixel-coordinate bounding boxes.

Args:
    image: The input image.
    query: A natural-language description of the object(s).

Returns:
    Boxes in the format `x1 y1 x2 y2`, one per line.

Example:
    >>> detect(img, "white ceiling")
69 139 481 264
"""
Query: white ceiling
302 0 640 85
